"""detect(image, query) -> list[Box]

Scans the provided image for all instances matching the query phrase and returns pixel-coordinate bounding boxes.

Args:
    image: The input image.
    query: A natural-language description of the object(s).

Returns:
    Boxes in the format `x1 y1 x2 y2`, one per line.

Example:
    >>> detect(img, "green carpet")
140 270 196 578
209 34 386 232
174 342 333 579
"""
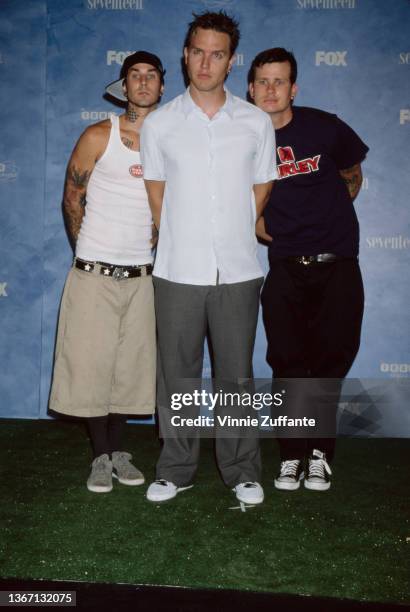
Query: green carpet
0 419 408 604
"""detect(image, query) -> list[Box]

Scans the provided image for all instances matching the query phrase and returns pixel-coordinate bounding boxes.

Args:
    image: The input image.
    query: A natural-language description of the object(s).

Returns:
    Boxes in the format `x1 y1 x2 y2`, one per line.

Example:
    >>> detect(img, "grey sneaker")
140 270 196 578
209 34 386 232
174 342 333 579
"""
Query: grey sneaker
112 451 144 486
87 454 113 493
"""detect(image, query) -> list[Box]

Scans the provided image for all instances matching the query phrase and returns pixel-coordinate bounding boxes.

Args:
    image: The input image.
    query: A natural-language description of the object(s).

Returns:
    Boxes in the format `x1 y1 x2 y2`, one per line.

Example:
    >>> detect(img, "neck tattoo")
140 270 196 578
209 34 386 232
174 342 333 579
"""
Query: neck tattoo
126 107 140 123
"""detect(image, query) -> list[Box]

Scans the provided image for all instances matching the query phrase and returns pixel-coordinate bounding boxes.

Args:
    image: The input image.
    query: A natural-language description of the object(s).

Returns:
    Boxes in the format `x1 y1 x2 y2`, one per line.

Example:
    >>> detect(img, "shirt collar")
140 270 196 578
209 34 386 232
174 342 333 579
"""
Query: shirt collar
182 87 235 120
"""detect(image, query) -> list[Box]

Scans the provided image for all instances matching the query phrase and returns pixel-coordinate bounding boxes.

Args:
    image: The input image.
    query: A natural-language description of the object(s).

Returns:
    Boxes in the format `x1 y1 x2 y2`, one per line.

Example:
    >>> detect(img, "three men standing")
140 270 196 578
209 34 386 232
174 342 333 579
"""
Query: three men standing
141 12 276 503
50 51 165 493
51 15 368 502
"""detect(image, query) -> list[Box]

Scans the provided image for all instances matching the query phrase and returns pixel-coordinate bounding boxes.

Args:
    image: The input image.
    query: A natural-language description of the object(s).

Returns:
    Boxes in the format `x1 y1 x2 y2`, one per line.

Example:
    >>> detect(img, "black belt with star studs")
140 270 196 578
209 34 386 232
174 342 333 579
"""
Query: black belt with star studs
75 258 153 280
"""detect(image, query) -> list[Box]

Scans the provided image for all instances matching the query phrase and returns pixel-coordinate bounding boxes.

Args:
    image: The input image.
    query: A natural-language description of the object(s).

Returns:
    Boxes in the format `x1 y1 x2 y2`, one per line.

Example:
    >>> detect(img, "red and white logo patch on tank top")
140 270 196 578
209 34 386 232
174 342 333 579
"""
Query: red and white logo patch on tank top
129 163 143 178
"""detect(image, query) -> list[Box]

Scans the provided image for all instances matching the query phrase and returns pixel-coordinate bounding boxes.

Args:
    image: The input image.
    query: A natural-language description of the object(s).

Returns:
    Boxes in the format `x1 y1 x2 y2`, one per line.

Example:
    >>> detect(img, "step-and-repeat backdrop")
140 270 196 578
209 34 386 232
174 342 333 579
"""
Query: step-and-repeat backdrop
0 0 409 435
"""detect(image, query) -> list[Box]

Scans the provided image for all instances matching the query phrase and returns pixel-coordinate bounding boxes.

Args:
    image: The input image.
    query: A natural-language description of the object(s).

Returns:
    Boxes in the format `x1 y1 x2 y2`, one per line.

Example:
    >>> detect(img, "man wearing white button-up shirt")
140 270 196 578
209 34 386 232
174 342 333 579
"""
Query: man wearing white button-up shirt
141 11 276 504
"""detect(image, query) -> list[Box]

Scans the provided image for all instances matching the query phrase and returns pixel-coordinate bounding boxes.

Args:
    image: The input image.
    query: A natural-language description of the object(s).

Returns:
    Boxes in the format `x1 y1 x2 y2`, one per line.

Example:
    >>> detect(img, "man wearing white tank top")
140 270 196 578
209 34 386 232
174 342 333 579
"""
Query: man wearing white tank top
49 52 165 493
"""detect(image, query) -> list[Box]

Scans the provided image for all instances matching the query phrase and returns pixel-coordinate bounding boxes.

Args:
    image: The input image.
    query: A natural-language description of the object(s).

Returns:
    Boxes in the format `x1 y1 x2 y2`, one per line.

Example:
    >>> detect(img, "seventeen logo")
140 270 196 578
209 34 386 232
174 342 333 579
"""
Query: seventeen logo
297 0 355 7
366 236 410 249
276 146 320 180
87 0 143 9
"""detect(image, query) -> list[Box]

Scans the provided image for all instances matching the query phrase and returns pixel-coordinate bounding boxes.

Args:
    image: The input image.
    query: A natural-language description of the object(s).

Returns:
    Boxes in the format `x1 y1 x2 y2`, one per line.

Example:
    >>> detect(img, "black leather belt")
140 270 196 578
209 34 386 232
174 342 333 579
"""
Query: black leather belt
285 253 346 265
75 258 153 279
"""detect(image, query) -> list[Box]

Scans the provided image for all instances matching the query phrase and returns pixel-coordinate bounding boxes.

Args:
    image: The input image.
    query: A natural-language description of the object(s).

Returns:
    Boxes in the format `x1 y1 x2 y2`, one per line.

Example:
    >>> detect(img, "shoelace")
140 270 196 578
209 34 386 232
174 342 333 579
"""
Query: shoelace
155 479 170 486
308 458 332 478
93 457 111 474
114 453 131 466
280 459 300 477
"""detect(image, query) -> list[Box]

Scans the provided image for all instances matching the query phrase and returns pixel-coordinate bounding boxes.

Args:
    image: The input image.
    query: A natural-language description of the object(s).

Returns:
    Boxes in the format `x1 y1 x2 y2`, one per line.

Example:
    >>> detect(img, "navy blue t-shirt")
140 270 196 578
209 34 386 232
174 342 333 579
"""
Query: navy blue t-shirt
264 106 369 258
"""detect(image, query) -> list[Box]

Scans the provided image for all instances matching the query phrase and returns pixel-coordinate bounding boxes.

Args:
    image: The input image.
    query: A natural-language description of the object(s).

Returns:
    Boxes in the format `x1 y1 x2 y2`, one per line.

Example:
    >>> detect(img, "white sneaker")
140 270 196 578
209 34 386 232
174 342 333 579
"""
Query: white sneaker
233 482 264 505
146 479 193 502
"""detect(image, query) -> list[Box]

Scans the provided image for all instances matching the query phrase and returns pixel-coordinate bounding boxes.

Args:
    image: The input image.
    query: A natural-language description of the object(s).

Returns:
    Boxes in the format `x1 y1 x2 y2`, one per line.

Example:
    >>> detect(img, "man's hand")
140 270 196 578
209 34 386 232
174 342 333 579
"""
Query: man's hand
144 180 165 229
256 217 273 243
253 181 273 220
151 223 159 247
339 163 363 201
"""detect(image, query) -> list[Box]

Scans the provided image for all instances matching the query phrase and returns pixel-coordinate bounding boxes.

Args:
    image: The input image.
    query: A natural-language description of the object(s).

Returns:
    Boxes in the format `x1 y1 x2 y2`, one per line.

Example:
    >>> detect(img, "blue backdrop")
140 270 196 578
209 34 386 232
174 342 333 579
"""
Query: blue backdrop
0 0 409 433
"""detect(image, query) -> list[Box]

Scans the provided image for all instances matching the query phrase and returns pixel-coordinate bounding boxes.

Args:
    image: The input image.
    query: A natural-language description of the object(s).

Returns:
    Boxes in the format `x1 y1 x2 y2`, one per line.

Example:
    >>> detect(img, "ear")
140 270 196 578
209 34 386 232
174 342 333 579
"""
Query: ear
160 84 164 96
248 82 255 100
291 83 298 100
183 47 188 65
227 54 235 74
122 82 128 99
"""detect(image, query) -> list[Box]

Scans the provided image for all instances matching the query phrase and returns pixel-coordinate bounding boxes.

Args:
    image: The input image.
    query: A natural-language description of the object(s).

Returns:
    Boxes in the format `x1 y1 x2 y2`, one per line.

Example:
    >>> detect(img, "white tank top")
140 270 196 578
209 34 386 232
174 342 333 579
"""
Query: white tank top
76 114 153 265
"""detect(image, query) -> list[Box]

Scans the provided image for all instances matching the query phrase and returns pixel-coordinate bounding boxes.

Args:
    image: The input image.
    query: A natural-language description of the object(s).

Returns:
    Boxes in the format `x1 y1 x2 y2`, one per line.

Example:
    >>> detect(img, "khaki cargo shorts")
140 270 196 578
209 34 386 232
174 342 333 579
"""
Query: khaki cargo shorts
49 264 156 417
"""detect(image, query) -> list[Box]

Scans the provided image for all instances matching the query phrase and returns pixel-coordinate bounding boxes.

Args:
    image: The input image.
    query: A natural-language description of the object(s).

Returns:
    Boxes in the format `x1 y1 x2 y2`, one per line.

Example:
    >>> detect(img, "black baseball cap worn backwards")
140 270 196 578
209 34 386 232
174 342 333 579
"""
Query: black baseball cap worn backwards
105 50 165 102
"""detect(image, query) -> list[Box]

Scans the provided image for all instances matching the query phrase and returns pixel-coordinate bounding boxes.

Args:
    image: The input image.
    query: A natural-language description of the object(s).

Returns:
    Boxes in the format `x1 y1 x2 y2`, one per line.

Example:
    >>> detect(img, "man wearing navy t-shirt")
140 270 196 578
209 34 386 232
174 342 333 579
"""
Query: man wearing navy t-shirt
248 47 369 492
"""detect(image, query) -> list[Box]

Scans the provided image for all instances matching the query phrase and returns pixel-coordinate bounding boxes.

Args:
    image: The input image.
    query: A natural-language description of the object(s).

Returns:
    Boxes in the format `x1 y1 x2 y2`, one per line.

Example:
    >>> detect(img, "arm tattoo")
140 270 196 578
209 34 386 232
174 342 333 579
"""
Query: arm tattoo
63 164 91 246
339 164 362 201
67 165 91 188
121 137 134 149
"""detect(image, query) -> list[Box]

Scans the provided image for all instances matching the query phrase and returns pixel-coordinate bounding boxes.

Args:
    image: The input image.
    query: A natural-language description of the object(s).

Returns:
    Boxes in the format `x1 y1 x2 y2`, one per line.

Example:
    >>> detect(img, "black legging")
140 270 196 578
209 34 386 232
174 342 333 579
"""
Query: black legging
87 414 127 458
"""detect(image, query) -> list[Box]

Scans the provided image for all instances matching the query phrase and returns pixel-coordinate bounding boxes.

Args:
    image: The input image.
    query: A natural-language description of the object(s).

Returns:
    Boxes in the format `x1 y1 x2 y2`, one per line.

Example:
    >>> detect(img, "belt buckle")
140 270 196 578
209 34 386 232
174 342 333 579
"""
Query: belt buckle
112 267 125 280
301 256 311 266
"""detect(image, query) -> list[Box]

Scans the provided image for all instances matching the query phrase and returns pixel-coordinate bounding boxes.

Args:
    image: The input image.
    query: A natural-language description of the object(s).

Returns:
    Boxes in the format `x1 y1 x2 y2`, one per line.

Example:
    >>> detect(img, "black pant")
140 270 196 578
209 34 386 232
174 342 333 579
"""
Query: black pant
261 259 364 462
87 414 127 459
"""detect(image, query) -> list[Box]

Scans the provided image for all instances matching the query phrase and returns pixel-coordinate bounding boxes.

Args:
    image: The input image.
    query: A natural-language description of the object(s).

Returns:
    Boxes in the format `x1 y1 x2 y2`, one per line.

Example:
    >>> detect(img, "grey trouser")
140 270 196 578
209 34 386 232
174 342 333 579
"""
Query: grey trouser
153 276 263 488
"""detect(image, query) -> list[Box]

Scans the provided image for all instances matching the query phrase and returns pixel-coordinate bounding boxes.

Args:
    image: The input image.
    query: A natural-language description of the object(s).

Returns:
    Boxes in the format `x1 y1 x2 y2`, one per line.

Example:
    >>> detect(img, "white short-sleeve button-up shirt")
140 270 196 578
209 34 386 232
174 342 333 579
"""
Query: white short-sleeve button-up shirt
140 88 277 285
